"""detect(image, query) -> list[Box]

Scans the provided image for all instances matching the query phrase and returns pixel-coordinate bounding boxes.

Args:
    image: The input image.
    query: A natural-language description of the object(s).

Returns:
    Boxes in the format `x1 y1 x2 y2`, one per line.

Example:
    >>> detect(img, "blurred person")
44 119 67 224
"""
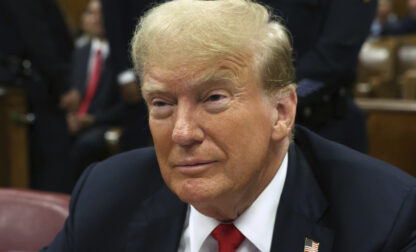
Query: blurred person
382 0 416 35
0 0 73 192
100 0 152 151
263 0 376 153
43 1 416 251
60 0 127 182
370 0 397 37
74 9 93 48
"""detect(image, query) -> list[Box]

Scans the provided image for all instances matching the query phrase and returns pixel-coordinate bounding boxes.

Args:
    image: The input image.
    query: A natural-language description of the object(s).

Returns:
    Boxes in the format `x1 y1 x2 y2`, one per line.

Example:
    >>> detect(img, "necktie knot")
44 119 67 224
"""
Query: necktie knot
95 49 102 60
211 223 245 252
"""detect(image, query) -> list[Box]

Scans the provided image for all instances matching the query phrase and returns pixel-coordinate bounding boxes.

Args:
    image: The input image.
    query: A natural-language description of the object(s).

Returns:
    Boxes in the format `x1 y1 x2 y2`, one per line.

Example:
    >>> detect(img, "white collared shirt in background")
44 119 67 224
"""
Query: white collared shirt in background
117 69 136 85
178 153 288 252
87 38 109 76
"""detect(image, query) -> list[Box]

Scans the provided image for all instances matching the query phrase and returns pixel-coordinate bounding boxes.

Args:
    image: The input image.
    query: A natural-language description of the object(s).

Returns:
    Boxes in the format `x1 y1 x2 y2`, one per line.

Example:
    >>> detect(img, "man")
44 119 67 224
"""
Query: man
382 0 416 35
370 0 397 38
0 0 73 192
60 0 126 181
43 0 416 251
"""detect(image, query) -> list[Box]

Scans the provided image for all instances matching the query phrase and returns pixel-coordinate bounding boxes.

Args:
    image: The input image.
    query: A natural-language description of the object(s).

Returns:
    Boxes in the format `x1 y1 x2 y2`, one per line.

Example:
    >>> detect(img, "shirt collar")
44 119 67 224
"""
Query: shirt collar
91 38 109 59
188 152 288 252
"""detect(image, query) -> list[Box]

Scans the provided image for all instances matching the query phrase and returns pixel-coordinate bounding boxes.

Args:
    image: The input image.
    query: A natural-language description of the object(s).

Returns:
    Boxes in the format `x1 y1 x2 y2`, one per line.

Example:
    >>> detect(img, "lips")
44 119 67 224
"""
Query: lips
174 160 217 174
175 160 216 167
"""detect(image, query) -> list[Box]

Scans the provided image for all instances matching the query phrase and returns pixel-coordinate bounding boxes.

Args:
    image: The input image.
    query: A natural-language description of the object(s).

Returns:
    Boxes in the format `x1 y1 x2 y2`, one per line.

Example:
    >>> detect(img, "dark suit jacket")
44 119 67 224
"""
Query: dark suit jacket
263 0 376 87
0 0 73 99
261 0 376 152
100 0 151 76
42 126 416 251
382 18 416 36
70 42 126 125
100 0 152 150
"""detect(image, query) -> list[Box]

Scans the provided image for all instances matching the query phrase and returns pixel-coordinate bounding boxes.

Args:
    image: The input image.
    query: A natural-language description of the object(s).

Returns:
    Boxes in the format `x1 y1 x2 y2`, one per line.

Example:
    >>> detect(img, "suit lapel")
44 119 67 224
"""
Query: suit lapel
125 185 187 252
270 144 334 252
73 43 91 93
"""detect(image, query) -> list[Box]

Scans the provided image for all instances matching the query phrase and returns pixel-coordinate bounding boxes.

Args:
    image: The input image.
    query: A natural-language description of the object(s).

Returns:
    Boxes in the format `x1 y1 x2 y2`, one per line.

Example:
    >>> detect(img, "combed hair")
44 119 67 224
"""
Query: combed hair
131 0 296 93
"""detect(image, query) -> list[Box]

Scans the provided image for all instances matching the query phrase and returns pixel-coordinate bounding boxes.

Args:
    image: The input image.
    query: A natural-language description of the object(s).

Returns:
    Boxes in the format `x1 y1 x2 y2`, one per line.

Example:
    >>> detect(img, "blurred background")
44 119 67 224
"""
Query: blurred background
0 0 151 194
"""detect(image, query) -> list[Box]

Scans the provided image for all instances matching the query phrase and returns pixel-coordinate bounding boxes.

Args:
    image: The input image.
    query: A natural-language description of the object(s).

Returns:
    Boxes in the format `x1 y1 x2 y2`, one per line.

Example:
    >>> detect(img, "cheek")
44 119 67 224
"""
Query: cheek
149 119 173 147
217 108 272 175
149 119 173 176
212 105 272 151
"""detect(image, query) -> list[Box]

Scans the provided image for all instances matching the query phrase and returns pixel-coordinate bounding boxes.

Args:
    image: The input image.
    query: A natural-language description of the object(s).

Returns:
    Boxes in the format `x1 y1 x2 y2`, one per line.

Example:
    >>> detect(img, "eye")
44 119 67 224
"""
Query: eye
152 100 168 107
149 98 173 118
202 91 231 113
206 94 226 102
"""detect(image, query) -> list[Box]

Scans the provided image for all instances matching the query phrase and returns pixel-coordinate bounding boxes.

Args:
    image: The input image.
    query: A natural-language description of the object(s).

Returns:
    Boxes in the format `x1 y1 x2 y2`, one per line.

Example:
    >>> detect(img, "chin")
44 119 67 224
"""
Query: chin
175 178 218 205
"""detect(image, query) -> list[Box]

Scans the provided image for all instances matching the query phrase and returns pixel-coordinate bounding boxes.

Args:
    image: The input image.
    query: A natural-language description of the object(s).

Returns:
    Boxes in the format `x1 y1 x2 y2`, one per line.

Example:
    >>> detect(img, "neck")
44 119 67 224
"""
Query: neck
94 35 106 42
192 139 290 221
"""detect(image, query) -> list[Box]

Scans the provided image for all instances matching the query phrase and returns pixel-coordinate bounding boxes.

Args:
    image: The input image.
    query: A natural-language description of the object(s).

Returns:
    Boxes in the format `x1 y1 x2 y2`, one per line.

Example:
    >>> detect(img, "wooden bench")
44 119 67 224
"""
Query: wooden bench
0 86 30 188
356 98 416 177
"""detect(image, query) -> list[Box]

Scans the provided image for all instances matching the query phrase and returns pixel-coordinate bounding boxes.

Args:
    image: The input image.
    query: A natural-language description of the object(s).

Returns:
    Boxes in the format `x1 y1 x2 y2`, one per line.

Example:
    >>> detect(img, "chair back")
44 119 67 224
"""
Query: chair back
397 35 416 75
356 37 399 98
0 188 70 252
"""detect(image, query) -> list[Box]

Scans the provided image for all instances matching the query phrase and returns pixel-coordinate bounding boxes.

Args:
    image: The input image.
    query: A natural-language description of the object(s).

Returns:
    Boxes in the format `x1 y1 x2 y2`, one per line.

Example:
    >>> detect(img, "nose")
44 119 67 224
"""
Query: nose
172 103 204 147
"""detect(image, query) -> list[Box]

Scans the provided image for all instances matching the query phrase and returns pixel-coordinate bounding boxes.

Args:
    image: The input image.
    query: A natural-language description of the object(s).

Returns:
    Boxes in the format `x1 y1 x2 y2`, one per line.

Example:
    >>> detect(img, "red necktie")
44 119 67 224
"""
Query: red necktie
211 223 245 252
77 49 103 115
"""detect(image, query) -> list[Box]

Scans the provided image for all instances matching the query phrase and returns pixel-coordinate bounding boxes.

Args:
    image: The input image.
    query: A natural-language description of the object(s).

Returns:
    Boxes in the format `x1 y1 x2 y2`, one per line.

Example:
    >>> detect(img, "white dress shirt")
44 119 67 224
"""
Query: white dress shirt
178 153 288 252
87 38 109 76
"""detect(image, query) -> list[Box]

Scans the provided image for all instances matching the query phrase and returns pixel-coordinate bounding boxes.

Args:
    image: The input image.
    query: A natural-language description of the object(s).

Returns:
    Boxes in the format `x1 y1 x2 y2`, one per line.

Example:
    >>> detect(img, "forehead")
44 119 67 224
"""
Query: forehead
142 54 257 93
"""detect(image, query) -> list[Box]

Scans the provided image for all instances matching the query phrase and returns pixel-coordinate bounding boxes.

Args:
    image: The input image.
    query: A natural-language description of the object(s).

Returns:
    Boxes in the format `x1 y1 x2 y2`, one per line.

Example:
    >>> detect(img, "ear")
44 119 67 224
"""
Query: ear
271 87 297 141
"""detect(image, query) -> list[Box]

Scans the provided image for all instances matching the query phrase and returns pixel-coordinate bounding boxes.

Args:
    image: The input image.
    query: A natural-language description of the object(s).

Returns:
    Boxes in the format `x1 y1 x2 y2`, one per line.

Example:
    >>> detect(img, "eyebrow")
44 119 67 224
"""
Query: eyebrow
141 80 164 96
142 68 238 96
198 68 237 84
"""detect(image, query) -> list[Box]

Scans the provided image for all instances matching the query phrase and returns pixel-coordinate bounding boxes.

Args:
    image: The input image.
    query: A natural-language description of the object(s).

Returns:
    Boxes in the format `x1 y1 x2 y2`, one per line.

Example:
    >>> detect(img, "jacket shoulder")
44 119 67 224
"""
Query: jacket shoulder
75 147 163 203
294 125 416 189
294 125 416 250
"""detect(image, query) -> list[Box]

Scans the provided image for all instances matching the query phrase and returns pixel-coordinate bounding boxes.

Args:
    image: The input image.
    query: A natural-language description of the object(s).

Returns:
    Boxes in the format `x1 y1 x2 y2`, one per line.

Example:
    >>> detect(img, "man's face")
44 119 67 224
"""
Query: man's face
84 0 104 38
409 0 416 17
142 55 290 217
377 2 391 21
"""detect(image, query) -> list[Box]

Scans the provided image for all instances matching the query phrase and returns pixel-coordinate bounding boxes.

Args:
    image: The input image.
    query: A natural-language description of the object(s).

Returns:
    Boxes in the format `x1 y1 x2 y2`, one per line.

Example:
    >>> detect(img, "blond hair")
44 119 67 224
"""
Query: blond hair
131 0 296 93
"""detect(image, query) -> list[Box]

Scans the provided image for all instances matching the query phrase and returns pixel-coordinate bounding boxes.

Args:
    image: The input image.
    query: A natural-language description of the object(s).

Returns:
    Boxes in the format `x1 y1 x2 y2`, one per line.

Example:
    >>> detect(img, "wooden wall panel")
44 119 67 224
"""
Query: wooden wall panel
0 88 9 186
392 0 409 18
356 98 416 177
57 0 89 34
0 87 30 188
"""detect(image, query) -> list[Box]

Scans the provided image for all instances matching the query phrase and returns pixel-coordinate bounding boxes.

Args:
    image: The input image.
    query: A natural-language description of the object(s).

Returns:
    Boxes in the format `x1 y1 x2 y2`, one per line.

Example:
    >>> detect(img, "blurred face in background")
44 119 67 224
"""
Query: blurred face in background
377 1 392 22
84 0 104 38
408 0 416 18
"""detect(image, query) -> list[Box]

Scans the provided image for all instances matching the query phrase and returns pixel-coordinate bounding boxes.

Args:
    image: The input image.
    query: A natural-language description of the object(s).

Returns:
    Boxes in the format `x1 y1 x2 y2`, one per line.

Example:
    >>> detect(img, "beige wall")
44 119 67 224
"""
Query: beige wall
57 0 89 34
392 0 410 18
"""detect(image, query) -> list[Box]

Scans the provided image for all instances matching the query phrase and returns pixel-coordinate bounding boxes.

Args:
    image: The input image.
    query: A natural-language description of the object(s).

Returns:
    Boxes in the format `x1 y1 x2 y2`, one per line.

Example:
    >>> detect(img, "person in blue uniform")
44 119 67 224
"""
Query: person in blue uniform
0 0 74 193
382 0 416 36
263 0 377 153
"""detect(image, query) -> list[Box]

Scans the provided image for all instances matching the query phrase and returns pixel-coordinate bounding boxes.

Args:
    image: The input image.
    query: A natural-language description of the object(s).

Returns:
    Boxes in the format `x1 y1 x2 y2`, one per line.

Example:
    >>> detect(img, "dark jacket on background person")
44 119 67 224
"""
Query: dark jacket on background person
0 0 73 99
0 0 74 193
100 0 152 150
70 42 126 125
263 0 377 153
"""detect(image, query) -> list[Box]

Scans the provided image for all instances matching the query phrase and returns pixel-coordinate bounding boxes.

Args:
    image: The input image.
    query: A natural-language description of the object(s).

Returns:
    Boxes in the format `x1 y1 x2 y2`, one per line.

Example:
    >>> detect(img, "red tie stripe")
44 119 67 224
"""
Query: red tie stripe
77 49 103 115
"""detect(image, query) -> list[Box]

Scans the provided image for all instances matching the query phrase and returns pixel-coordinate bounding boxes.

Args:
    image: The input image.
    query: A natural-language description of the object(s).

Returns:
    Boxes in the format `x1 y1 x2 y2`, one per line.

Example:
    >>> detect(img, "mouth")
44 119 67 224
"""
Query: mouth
174 160 218 174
